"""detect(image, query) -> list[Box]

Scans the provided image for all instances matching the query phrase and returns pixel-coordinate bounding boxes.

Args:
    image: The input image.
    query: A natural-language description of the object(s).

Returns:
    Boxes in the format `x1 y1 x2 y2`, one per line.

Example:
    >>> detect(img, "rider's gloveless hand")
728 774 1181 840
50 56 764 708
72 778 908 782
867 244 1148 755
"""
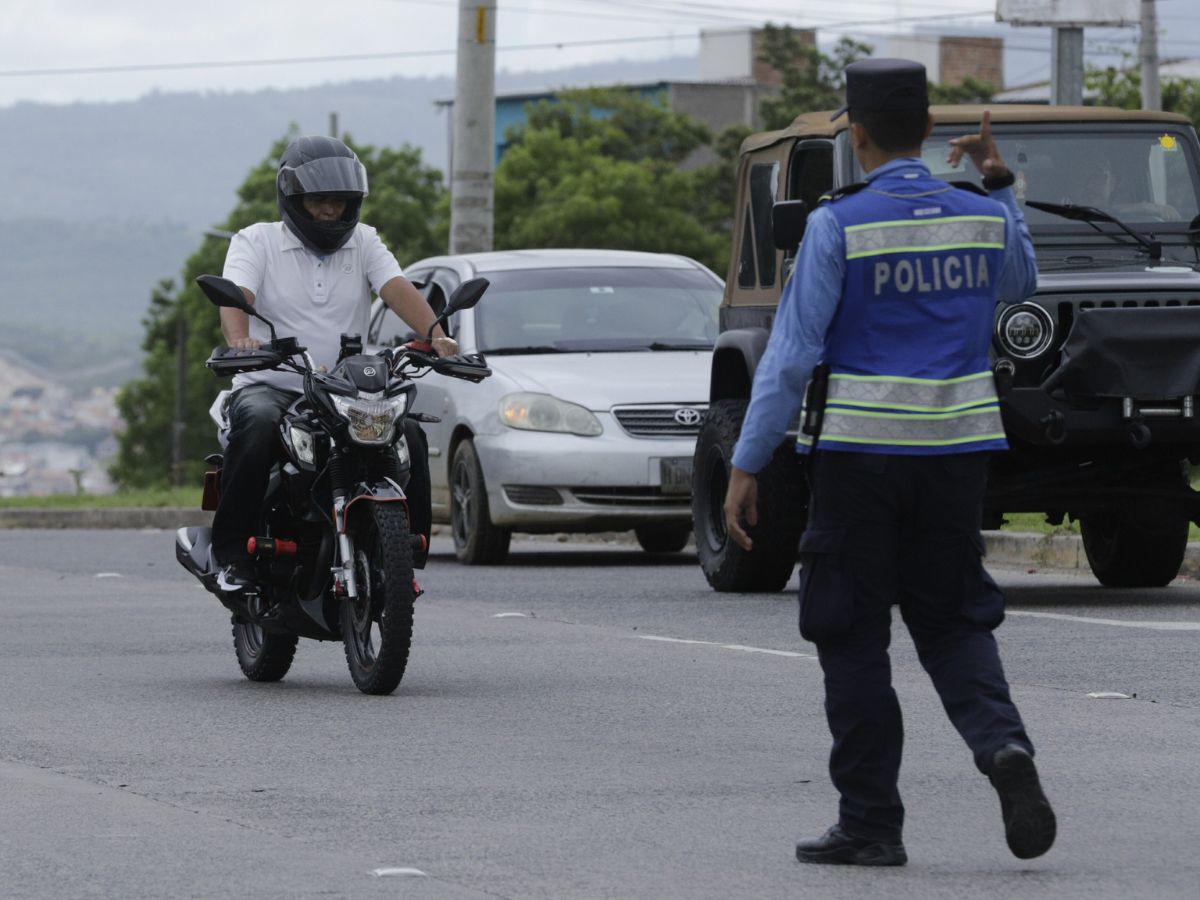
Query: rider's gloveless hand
432 335 459 358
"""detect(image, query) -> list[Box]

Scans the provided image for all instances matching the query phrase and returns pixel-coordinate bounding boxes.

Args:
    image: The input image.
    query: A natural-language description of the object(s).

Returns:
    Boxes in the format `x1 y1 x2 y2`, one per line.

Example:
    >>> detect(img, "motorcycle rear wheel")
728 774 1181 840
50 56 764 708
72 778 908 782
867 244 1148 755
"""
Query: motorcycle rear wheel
232 622 298 682
340 503 416 695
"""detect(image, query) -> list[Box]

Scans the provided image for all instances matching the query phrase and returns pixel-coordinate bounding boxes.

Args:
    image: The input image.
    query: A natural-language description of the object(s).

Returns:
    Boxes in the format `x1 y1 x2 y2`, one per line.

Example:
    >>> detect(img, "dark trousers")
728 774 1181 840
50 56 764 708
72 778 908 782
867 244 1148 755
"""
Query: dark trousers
212 383 432 567
797 451 1032 842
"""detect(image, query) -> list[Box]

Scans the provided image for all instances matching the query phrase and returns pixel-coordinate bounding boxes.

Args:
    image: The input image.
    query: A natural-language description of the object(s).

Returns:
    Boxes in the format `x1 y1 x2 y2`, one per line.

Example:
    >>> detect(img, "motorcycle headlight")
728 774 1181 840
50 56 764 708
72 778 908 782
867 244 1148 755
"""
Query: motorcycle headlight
288 425 316 465
997 303 1054 359
332 393 409 445
499 392 602 437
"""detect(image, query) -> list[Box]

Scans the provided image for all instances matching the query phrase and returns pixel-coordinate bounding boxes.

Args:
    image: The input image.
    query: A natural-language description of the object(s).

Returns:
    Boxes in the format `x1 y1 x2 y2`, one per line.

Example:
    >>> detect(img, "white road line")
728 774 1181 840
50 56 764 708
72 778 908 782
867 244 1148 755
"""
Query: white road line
638 634 817 659
370 867 427 877
493 612 529 618
1008 610 1200 632
94 572 124 579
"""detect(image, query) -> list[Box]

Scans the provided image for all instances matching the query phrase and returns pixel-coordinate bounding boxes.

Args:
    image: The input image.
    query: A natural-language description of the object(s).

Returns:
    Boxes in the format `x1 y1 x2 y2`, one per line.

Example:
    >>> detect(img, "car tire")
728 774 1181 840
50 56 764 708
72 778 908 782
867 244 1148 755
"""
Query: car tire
692 399 806 593
450 439 511 565
634 524 691 554
1080 470 1190 588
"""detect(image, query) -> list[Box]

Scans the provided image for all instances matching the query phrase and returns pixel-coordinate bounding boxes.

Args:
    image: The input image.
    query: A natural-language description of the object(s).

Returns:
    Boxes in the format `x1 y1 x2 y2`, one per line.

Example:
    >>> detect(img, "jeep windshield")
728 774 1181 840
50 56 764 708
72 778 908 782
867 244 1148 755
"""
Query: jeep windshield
474 266 722 354
917 125 1200 267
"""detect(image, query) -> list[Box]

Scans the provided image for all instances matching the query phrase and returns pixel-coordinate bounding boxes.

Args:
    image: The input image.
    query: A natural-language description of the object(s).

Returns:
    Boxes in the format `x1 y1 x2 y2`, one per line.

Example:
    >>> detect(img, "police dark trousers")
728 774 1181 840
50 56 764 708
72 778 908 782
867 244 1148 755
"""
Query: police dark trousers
799 449 1033 842
212 383 432 567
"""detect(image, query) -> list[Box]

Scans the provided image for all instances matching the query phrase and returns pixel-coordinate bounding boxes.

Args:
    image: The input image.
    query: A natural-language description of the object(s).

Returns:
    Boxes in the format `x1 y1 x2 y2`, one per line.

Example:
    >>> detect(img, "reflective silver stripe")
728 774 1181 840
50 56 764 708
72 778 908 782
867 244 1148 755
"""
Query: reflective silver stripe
804 405 1006 448
826 371 999 413
844 215 1005 260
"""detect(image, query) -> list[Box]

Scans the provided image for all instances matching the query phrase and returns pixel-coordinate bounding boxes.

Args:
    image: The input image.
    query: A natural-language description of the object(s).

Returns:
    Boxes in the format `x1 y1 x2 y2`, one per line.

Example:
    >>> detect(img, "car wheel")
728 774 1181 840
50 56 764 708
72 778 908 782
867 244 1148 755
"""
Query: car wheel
692 399 805 592
450 439 511 565
634 524 691 554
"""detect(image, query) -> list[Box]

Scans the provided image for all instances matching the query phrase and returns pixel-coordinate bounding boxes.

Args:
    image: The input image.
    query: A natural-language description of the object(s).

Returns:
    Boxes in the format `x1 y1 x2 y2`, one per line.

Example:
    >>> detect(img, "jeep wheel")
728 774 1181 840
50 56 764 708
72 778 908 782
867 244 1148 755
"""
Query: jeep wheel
1080 503 1189 588
692 399 805 593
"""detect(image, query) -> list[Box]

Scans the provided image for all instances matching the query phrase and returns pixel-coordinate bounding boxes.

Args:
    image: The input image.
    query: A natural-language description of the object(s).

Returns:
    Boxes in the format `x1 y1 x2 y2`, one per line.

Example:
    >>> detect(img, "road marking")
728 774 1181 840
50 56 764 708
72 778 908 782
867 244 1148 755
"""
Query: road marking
1088 691 1134 699
1008 610 1200 632
371 867 427 877
94 572 124 578
638 634 817 659
493 612 529 618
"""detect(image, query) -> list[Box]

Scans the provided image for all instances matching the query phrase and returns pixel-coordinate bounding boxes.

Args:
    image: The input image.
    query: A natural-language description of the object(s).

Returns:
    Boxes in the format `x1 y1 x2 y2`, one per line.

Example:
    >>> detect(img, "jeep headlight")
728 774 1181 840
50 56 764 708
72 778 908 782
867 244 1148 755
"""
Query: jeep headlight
499 392 602 437
997 303 1054 359
332 393 408 445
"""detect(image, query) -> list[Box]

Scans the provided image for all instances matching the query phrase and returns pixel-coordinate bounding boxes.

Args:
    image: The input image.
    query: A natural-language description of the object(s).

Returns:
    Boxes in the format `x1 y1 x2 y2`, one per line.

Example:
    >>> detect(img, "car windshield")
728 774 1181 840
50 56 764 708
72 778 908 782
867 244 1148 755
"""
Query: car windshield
473 266 722 354
919 127 1200 229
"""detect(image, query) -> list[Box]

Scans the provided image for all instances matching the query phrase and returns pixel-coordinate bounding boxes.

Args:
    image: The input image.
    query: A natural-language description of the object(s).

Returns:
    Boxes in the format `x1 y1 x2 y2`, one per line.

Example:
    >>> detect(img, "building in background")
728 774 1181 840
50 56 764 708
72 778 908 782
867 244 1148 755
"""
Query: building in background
889 34 1004 87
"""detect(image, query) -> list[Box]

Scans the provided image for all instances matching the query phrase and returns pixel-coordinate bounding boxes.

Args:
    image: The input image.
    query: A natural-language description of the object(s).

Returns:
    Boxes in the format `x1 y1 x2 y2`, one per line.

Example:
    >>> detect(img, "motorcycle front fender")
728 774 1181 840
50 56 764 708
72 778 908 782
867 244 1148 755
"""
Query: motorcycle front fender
337 481 410 535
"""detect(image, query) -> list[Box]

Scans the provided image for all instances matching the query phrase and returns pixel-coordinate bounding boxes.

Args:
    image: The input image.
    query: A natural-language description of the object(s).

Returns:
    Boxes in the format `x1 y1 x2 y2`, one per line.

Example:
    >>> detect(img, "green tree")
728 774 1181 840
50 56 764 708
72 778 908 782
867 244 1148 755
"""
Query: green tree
928 75 995 105
112 135 444 488
494 88 729 272
1087 62 1200 126
757 28 873 131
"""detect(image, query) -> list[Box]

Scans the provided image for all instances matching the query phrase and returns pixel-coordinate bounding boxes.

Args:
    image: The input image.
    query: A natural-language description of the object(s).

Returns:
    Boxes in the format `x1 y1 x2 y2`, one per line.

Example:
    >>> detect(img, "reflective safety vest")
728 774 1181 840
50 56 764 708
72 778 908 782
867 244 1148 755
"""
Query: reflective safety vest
798 168 1009 456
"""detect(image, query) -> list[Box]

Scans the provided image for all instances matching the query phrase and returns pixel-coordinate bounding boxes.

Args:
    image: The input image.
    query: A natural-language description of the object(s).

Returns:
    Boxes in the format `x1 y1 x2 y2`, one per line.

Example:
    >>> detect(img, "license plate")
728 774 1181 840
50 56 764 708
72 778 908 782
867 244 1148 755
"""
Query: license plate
659 457 693 495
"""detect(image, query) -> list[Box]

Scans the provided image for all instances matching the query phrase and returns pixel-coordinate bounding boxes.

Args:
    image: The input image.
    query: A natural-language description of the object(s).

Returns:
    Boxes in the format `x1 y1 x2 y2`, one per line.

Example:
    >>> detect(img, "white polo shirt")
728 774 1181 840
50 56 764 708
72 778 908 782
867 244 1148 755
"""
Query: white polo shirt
222 221 405 392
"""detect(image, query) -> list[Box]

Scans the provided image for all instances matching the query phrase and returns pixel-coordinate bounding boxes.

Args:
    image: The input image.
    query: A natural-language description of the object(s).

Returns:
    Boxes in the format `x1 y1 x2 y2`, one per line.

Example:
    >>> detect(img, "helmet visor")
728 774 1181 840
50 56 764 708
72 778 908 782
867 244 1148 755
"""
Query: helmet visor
279 156 369 197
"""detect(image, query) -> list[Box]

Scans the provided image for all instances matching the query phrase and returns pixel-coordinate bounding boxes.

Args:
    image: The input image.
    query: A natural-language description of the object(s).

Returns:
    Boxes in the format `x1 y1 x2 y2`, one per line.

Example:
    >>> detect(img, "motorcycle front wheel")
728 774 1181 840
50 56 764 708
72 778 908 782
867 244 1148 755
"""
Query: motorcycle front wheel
340 503 416 695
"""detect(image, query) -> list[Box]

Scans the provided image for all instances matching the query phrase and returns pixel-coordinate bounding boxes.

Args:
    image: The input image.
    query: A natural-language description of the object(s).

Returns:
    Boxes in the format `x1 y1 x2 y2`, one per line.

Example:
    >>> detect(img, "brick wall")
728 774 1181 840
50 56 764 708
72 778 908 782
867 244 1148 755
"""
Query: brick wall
750 28 815 87
938 36 1003 87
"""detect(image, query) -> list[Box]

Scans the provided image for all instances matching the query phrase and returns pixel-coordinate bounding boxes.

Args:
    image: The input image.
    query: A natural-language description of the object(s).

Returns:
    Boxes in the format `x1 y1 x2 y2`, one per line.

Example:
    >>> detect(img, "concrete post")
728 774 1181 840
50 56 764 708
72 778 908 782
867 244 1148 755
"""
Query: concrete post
1050 26 1084 106
1140 0 1161 111
449 0 496 254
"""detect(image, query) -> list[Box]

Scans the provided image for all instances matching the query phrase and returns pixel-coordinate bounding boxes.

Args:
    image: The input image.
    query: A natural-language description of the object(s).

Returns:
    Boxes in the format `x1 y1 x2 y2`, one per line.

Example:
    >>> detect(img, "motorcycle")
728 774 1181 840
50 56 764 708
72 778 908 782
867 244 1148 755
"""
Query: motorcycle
176 273 491 695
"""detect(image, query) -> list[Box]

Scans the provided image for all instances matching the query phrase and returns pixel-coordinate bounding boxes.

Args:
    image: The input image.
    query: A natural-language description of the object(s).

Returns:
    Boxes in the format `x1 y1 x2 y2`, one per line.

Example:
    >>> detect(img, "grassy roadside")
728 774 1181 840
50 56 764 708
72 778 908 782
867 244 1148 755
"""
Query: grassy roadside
0 488 202 509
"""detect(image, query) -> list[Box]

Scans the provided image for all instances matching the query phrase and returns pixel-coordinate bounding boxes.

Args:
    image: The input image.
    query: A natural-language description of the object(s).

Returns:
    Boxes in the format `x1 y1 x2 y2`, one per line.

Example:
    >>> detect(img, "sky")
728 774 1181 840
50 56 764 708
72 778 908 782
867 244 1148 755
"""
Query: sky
2 0 1196 108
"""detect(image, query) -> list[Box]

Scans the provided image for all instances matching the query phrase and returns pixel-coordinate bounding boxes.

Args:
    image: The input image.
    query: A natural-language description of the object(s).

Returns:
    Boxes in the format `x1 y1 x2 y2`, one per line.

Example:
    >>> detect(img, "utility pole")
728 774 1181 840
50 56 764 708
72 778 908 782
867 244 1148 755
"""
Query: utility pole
329 111 340 139
1050 26 1084 106
1140 0 1161 111
171 306 186 487
449 0 496 254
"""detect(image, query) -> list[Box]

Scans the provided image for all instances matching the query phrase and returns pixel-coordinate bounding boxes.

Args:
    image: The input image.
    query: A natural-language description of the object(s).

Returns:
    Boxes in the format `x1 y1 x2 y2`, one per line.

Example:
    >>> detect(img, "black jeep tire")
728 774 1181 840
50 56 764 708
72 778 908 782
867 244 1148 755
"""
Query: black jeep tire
232 622 298 682
692 399 806 593
1080 481 1190 588
634 523 692 554
450 439 511 565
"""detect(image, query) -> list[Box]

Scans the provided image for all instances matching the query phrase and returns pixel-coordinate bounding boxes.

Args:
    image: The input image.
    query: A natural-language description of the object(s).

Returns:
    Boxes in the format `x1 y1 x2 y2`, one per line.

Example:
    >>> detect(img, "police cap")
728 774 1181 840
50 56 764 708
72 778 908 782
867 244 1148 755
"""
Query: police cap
831 58 928 121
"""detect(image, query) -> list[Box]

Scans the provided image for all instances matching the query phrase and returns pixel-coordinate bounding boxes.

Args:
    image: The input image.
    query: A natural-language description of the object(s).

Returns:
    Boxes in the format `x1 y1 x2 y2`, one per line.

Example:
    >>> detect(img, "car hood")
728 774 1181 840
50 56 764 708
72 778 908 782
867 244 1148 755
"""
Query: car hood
489 351 711 409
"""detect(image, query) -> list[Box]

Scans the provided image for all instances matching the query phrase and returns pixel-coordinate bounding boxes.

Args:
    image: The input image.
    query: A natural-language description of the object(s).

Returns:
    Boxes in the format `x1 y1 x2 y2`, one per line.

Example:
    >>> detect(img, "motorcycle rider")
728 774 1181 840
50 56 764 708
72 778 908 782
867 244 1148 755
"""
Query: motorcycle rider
212 135 456 590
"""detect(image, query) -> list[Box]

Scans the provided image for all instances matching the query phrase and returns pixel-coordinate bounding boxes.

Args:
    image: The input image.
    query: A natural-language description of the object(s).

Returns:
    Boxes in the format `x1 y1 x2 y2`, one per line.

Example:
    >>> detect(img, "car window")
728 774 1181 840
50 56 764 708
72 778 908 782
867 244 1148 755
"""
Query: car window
373 271 448 346
749 162 779 287
737 203 756 288
473 266 722 353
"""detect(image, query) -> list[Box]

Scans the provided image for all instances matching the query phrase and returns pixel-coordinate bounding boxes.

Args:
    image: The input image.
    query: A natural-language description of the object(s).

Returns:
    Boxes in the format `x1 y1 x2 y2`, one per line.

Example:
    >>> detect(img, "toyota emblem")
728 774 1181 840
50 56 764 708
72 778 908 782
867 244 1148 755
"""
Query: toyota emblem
674 408 701 426
363 366 377 377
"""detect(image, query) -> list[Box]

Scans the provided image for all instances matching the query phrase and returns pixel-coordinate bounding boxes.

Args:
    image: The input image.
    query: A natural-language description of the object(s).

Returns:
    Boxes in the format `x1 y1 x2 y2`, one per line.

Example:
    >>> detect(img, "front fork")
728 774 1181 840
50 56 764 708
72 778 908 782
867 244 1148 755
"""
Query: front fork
332 494 359 600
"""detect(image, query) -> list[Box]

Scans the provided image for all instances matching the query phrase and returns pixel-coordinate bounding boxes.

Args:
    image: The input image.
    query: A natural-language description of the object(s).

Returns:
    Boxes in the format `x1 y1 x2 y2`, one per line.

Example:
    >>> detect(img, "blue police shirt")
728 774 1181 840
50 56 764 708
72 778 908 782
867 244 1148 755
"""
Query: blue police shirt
731 157 1038 474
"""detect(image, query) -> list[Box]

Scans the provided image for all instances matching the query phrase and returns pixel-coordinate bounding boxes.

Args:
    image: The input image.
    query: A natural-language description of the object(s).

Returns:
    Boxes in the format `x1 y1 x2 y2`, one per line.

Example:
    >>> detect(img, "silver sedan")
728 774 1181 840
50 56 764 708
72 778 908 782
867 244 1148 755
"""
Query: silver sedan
367 249 723 564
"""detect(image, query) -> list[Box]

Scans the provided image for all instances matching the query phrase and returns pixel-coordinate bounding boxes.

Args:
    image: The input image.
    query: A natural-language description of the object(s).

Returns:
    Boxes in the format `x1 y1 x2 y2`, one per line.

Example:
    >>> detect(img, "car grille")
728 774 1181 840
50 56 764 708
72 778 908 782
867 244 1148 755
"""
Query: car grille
570 487 691 507
504 485 565 506
612 405 707 438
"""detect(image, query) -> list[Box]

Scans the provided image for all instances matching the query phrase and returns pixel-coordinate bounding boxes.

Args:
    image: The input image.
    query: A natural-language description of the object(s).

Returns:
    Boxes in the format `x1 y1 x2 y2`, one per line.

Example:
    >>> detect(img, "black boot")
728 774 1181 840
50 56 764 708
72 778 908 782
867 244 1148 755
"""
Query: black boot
795 825 907 866
988 745 1056 860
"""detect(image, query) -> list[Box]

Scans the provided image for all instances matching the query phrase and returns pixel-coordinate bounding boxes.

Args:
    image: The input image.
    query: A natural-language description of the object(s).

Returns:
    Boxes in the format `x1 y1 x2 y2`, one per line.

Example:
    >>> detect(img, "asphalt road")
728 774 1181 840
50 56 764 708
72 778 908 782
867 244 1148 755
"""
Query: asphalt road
1 529 1198 899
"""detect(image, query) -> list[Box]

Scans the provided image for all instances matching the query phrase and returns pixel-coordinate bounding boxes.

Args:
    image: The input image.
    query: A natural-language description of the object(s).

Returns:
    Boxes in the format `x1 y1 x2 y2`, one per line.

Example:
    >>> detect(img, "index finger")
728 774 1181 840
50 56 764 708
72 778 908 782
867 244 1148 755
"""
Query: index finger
980 109 992 141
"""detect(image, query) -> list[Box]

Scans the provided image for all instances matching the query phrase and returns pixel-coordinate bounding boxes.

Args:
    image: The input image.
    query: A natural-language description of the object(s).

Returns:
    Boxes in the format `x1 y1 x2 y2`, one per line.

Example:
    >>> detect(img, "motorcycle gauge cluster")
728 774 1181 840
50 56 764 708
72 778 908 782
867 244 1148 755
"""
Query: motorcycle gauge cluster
996 303 1055 359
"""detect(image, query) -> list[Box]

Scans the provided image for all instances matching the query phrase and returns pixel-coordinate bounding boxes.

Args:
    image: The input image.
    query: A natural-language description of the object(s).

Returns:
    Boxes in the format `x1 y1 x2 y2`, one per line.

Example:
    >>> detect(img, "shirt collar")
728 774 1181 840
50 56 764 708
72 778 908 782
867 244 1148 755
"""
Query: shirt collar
277 221 359 254
865 157 929 183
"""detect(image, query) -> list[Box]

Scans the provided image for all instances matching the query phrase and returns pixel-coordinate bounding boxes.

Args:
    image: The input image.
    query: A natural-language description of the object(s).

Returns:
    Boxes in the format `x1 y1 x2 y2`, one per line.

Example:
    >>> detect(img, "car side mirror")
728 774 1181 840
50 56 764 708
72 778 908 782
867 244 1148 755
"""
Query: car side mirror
772 200 809 253
196 274 252 313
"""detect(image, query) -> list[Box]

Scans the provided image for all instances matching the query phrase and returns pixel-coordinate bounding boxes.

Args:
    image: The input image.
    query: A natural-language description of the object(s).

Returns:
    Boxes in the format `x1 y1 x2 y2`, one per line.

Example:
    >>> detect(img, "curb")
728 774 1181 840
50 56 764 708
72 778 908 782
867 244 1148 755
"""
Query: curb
3 507 1198 576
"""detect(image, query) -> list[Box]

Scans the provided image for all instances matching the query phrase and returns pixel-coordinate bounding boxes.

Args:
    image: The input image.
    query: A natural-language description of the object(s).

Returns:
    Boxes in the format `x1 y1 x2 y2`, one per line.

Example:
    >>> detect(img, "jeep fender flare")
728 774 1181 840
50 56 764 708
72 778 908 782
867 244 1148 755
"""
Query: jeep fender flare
709 327 770 403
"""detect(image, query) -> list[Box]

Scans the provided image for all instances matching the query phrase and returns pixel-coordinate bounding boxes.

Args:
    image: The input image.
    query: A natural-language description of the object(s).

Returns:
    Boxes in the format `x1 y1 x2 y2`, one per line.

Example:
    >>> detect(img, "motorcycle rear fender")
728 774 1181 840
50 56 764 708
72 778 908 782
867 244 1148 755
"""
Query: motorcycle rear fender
710 328 770 402
337 481 410 534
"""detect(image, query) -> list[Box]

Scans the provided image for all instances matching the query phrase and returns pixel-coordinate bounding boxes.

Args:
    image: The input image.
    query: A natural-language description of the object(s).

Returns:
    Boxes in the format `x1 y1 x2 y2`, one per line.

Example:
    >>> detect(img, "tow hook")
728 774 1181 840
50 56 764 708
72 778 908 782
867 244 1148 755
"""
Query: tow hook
1039 411 1067 445
1129 419 1153 450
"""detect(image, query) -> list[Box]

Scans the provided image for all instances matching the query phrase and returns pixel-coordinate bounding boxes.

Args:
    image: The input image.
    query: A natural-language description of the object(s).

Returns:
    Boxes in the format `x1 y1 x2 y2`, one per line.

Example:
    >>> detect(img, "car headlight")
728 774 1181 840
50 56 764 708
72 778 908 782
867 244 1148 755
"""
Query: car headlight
499 392 603 437
996 303 1054 359
332 393 409 444
288 425 317 465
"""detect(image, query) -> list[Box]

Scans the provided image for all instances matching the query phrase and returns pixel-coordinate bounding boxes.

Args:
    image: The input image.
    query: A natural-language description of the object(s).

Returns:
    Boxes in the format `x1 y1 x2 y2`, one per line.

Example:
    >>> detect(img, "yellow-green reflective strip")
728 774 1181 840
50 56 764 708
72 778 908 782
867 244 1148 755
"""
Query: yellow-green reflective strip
830 372 992 386
826 371 999 413
826 398 997 414
798 433 1008 448
844 216 1005 260
809 405 1004 444
822 405 1000 421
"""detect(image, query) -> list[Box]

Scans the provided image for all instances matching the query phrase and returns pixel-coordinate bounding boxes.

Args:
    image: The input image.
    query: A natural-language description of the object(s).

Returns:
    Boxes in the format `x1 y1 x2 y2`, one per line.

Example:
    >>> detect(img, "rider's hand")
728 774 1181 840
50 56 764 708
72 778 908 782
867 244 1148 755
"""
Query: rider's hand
723 467 758 552
228 336 261 350
432 335 459 358
947 110 1010 179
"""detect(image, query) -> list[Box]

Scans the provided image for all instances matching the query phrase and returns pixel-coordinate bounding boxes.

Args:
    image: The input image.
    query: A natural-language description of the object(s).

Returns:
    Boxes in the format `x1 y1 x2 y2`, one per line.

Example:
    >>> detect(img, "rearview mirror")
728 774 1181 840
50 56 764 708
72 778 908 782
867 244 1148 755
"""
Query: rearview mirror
196 274 252 312
445 277 489 316
772 200 809 253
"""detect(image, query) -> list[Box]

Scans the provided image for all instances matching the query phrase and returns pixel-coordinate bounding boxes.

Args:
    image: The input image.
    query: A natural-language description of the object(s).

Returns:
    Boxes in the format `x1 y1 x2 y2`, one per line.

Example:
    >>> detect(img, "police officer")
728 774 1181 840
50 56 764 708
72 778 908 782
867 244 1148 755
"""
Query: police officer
723 59 1055 866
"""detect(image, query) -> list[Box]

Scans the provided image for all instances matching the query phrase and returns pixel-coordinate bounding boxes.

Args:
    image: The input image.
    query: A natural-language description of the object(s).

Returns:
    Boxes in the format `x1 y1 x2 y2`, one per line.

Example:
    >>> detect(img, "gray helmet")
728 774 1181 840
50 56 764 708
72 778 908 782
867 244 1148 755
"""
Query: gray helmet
277 136 369 252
